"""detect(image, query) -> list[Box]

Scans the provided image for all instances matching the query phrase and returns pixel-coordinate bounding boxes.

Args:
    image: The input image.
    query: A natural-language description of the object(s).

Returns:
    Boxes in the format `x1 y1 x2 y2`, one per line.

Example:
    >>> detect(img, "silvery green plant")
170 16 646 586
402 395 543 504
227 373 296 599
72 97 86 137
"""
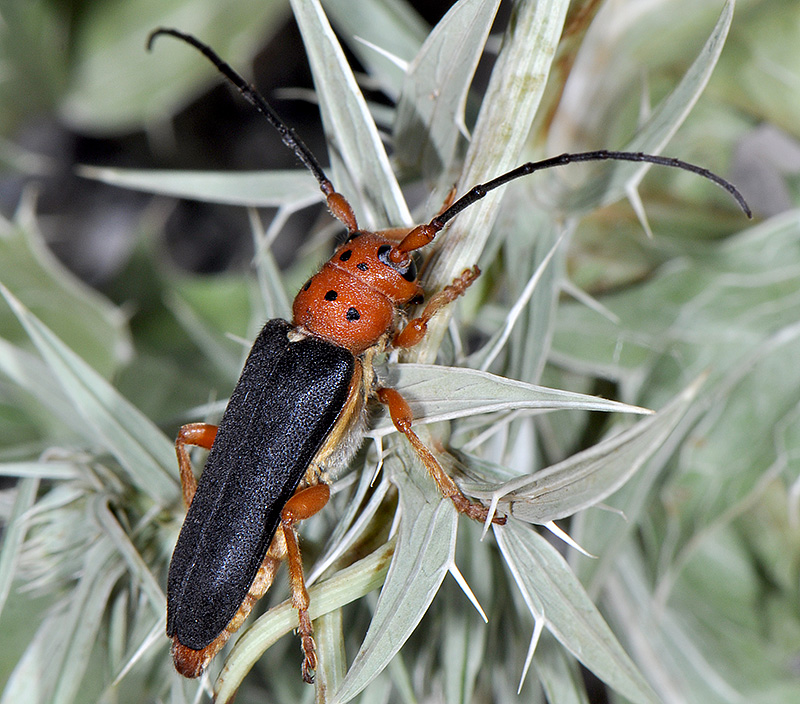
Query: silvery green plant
1 0 799 703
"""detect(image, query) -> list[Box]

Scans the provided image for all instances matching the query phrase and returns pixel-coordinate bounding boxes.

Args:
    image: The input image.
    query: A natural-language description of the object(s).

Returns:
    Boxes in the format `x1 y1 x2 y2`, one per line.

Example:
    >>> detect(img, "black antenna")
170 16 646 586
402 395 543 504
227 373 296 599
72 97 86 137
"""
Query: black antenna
432 150 752 229
393 148 751 257
148 27 751 250
147 28 335 198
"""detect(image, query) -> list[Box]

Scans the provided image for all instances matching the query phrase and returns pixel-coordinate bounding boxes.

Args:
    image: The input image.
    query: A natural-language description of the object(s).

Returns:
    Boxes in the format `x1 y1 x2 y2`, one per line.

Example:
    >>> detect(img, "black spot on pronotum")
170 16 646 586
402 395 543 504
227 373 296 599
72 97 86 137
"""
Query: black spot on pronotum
346 307 360 322
339 250 353 262
302 280 312 292
324 290 338 301
356 262 369 271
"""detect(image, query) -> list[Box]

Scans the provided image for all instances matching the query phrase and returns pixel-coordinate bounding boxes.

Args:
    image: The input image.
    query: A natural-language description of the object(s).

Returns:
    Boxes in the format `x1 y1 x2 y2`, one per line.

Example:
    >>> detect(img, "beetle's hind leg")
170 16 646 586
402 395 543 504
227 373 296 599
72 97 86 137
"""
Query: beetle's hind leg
280 483 331 683
169 485 329 679
175 423 218 508
376 388 505 525
172 432 332 682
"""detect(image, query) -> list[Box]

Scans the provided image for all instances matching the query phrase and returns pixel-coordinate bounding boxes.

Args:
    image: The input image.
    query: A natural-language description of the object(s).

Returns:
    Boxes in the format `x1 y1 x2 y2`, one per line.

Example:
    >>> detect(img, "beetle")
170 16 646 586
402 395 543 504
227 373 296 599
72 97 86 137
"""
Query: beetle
147 28 750 683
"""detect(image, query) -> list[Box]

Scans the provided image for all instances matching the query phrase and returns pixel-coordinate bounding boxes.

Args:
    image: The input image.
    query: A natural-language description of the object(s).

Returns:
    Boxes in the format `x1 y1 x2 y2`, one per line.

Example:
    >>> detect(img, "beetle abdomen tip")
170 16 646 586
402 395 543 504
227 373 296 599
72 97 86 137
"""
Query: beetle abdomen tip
171 638 211 679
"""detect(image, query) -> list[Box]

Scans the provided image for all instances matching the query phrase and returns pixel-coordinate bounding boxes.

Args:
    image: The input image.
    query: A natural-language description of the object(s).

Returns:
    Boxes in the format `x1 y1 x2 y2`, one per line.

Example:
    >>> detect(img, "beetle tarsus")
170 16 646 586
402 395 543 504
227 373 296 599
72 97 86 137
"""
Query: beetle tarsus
298 609 317 684
450 492 506 525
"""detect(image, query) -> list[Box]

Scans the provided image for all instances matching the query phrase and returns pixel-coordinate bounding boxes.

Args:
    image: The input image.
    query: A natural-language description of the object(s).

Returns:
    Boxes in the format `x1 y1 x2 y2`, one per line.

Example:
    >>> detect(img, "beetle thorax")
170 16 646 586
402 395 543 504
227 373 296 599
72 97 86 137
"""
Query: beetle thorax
292 232 424 354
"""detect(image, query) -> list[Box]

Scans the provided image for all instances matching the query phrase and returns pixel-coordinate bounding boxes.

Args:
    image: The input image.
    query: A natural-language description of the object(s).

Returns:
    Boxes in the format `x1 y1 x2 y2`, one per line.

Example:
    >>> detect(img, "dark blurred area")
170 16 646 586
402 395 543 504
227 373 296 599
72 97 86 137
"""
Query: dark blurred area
2 1 458 288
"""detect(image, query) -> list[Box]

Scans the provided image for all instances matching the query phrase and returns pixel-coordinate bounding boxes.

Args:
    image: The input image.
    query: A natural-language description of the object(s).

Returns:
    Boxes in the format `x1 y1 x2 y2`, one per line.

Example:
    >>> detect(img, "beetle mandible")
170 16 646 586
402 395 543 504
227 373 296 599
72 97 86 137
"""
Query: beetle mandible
147 28 750 683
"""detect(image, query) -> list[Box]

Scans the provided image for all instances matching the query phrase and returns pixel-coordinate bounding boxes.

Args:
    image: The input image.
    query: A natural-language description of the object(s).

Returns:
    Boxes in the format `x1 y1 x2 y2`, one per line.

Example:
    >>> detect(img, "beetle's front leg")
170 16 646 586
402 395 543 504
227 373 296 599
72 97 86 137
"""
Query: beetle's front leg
280 483 331 683
393 266 480 349
175 423 218 508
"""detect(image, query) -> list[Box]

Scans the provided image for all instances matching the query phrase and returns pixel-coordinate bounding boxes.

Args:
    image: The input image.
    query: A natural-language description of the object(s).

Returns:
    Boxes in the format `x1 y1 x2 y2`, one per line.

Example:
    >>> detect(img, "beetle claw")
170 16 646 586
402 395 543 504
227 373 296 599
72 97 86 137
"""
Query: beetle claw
298 623 317 683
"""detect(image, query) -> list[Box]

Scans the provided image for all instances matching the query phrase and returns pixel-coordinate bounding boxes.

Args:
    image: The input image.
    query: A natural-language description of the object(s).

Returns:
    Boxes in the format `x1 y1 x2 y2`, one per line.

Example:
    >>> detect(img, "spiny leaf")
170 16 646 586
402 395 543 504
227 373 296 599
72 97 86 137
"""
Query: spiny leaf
473 376 701 523
0 286 177 505
496 522 660 704
332 454 457 703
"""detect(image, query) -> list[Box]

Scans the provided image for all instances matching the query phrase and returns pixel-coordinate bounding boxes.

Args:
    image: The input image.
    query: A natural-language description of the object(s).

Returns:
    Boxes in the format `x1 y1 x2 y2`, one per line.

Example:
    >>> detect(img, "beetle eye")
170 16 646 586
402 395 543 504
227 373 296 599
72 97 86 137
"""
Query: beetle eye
377 245 417 282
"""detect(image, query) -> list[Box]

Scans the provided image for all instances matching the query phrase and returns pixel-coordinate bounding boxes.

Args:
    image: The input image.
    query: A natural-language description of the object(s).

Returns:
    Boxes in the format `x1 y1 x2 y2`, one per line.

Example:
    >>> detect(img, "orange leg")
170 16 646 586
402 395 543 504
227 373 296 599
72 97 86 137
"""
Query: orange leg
280 483 331 683
393 266 481 349
175 423 218 509
376 387 505 525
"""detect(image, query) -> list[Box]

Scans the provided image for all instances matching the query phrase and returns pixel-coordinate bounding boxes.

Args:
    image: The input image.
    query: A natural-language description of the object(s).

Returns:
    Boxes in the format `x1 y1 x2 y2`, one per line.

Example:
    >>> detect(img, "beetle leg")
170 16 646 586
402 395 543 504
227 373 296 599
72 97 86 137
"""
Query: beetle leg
281 483 331 683
376 388 505 525
175 423 218 508
393 266 480 349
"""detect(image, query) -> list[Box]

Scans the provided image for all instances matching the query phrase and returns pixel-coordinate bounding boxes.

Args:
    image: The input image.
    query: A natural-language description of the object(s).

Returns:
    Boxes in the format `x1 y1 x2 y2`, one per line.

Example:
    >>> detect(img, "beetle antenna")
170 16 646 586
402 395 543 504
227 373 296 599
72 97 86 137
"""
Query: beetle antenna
148 30 750 246
147 28 336 200
392 150 750 257
434 150 751 227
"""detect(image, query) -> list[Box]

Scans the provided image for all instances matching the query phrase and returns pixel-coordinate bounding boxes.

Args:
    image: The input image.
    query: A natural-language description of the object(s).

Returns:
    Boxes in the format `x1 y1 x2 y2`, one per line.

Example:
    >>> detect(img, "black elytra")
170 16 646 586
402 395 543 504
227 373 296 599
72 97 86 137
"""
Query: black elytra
166 320 355 649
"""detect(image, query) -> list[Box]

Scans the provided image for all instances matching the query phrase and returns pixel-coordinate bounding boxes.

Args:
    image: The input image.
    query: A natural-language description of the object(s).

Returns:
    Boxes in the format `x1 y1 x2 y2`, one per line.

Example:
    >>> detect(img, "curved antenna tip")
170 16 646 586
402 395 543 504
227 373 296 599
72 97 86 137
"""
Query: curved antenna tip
146 27 171 52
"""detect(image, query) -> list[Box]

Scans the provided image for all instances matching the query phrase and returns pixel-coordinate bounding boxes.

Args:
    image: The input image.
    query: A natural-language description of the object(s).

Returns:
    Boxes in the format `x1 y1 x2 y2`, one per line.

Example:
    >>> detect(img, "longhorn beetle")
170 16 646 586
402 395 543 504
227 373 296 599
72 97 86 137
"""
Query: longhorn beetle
148 28 750 683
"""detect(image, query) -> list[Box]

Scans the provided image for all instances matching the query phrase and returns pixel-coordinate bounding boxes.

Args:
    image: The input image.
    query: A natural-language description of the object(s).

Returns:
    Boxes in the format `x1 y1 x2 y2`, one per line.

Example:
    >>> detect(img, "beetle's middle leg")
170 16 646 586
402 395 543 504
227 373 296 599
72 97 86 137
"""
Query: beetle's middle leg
376 387 505 526
175 423 218 508
280 483 331 683
383 264 504 524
